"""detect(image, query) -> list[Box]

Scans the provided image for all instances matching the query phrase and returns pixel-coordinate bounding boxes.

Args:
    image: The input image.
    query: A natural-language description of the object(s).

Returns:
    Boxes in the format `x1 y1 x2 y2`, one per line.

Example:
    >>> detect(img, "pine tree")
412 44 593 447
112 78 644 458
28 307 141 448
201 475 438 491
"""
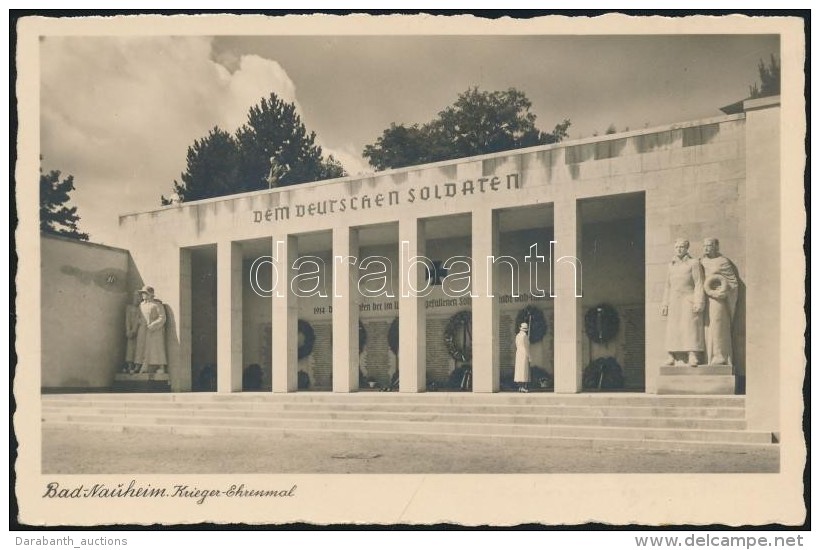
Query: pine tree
164 93 346 204
164 127 241 203
40 169 88 240
749 54 781 99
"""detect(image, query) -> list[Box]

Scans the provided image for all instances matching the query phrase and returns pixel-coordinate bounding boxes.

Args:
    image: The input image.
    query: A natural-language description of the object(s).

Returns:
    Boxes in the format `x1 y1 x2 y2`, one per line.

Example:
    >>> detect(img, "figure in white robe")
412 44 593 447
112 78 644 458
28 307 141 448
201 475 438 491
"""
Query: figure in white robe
701 238 739 366
514 322 531 392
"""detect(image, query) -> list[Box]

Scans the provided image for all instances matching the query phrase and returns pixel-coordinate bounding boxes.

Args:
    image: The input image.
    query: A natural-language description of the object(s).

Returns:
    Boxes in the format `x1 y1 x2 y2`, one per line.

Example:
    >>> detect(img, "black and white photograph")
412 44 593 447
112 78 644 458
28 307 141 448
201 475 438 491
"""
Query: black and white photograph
13 13 807 528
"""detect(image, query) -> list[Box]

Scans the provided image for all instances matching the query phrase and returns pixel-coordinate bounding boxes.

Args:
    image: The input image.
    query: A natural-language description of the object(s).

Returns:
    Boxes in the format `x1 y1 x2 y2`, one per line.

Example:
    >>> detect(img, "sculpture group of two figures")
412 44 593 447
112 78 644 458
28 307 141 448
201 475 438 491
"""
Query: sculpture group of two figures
123 285 168 374
662 238 740 367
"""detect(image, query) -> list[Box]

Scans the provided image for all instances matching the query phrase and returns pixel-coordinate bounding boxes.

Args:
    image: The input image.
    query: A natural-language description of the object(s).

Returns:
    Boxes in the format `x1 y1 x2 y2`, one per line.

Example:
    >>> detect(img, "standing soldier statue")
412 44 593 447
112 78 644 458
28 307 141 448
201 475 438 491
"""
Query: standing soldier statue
266 155 289 188
135 285 168 375
661 239 705 366
123 290 142 373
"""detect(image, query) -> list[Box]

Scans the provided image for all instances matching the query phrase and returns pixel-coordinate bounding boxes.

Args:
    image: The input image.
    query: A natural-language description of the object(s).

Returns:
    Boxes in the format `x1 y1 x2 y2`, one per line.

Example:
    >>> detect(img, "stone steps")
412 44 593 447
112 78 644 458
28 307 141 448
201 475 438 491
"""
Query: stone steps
43 392 746 407
41 393 773 451
40 400 746 419
44 420 775 452
46 415 771 446
41 407 747 430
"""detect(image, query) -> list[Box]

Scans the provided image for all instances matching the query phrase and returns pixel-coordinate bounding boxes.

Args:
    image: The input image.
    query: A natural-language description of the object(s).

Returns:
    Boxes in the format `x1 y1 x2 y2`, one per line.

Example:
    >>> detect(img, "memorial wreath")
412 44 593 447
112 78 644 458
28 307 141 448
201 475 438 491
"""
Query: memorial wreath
704 274 730 300
582 356 625 390
444 310 472 362
297 319 315 359
388 317 399 355
583 303 620 344
515 305 548 343
358 320 367 353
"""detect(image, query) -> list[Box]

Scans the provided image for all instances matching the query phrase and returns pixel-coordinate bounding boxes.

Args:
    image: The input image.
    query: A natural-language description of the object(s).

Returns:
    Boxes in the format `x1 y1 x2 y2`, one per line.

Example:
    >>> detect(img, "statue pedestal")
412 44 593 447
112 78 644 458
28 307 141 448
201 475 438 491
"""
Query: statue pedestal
112 372 171 393
656 365 736 395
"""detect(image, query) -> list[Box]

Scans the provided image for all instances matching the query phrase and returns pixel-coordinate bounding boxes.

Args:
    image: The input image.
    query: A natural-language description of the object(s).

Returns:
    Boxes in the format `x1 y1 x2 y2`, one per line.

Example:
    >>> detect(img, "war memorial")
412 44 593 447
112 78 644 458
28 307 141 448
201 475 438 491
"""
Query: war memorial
40 94 781 440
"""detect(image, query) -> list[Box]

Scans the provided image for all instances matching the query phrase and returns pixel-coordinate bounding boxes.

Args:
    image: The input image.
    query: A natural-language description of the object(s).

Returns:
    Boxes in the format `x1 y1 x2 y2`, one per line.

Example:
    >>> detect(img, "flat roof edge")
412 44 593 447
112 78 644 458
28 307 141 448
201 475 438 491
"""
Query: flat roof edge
41 232 130 254
120 112 746 220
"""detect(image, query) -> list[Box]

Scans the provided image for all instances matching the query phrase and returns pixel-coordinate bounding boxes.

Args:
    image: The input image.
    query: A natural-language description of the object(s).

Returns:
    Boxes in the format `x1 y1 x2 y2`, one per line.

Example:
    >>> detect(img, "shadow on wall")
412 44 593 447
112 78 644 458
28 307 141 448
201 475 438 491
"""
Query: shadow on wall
733 278 747 391
125 252 183 392
163 303 181 389
127 252 191 392
41 235 131 390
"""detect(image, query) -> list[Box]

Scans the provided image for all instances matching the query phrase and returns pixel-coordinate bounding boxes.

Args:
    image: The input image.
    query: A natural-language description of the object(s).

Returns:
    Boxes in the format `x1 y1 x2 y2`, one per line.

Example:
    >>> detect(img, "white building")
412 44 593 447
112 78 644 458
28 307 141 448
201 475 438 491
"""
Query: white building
41 96 781 435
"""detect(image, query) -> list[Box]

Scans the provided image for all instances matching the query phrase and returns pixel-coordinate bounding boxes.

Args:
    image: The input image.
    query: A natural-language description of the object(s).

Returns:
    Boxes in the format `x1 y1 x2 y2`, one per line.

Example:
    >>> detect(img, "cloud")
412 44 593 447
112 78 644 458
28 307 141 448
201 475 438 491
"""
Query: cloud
319 142 370 177
40 36 301 243
219 54 301 129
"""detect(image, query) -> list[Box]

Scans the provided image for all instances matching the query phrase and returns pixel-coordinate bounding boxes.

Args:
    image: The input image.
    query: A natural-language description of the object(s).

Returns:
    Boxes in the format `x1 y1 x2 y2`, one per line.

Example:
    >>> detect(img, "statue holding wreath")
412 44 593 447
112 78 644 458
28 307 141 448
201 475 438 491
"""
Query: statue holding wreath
701 238 740 366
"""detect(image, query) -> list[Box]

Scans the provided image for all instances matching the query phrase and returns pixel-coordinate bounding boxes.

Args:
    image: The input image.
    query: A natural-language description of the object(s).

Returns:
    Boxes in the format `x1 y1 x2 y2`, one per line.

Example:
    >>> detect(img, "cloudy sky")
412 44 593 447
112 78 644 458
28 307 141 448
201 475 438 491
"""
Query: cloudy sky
39 32 778 243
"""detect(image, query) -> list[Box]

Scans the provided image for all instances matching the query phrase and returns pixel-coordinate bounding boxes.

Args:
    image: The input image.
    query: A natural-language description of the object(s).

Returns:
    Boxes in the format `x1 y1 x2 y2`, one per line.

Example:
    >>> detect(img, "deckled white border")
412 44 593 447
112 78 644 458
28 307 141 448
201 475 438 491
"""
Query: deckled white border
12 13 808 527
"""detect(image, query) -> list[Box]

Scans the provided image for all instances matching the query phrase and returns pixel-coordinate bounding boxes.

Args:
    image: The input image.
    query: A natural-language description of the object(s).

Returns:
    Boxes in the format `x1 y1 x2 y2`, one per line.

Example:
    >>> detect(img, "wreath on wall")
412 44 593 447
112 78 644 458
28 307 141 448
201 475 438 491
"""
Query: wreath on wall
297 319 315 360
515 305 548 343
530 365 553 389
444 310 472 363
447 365 473 390
583 303 620 344
297 370 311 390
388 317 399 355
358 320 367 354
582 357 625 390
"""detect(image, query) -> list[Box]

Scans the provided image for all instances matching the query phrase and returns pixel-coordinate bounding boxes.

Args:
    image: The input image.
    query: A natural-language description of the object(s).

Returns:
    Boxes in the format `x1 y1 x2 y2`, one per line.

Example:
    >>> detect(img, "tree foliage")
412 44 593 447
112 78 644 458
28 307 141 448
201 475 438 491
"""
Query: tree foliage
363 87 571 171
40 169 88 241
749 54 781 99
170 127 241 203
164 93 346 204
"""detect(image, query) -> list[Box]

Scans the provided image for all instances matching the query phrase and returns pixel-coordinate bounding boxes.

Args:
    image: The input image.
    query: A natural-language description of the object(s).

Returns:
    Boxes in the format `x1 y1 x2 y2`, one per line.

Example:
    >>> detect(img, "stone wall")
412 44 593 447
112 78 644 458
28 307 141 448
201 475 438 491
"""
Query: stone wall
641 116 748 391
41 234 129 389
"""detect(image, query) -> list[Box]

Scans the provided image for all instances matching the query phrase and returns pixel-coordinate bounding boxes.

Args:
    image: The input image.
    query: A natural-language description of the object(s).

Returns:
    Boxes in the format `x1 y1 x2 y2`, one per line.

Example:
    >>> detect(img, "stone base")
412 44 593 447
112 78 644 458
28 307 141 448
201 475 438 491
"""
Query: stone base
112 372 170 392
659 365 733 376
657 365 736 395
114 372 170 382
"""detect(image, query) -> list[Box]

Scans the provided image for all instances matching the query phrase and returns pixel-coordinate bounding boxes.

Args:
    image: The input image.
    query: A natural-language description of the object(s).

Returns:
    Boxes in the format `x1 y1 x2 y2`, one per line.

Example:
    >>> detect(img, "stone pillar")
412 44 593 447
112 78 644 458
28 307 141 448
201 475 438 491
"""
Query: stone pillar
173 248 193 392
272 235 298 393
472 209 500 392
332 226 360 392
399 218 426 392
217 241 243 393
553 197 583 393
743 96 781 432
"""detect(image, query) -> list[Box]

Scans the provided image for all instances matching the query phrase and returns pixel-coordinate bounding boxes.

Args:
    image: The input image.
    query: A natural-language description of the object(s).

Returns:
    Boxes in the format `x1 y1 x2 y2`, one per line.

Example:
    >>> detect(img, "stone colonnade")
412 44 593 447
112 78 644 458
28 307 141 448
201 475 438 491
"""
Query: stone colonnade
210 205 583 394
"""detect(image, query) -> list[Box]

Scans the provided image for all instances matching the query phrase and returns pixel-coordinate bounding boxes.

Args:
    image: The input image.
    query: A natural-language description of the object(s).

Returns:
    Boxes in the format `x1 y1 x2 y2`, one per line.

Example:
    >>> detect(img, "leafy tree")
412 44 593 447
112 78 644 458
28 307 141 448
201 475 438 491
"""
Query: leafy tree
40 168 88 241
164 93 346 204
362 123 434 169
363 87 571 170
749 54 780 99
